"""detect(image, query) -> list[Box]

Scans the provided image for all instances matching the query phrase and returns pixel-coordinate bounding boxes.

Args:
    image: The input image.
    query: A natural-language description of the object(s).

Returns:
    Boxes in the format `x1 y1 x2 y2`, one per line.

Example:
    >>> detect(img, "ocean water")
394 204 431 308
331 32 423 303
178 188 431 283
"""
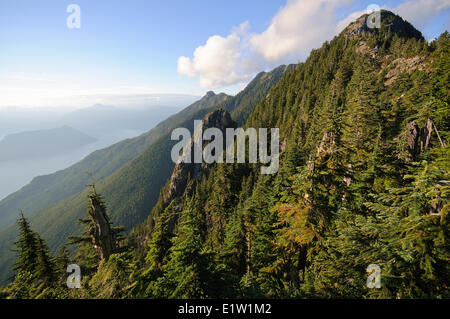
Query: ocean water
0 129 145 201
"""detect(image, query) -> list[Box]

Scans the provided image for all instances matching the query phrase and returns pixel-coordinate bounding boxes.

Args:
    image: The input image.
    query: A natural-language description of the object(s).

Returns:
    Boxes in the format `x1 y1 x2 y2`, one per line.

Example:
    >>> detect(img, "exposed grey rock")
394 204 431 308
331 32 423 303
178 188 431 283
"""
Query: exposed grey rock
384 56 427 86
87 193 117 261
406 121 421 162
317 131 336 158
343 10 423 40
405 119 434 163
164 109 235 205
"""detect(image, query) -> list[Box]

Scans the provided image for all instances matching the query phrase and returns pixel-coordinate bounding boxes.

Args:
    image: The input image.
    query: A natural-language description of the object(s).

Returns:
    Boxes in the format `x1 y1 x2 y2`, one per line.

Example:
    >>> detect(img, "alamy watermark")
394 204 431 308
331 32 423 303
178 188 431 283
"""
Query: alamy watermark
66 4 81 29
366 264 381 289
171 121 279 174
367 4 381 29
67 264 81 288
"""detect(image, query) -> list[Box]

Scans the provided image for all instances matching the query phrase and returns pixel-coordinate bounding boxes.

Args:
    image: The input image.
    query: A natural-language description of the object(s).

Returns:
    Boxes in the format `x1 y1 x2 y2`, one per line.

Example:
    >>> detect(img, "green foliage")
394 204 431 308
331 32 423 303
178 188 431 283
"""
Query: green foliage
0 92 231 284
0 66 287 285
147 197 222 298
88 253 135 299
1 11 448 299
3 214 59 298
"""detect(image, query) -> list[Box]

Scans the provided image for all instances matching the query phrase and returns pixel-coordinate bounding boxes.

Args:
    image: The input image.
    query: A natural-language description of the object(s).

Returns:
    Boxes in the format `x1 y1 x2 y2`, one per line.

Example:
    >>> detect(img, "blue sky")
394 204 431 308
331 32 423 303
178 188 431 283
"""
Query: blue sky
0 0 448 108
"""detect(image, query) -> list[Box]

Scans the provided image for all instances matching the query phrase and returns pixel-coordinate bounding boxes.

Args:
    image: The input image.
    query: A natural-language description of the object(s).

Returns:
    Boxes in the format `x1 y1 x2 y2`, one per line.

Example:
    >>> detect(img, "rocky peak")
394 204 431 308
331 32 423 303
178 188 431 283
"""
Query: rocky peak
164 109 235 204
343 10 423 40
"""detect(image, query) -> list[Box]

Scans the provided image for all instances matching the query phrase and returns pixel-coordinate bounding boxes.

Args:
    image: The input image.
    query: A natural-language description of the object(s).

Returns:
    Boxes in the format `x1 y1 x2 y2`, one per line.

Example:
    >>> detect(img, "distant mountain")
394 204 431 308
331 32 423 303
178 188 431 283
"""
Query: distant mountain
0 65 290 285
0 101 189 201
0 92 230 232
61 104 182 138
0 107 69 140
0 91 232 284
0 126 96 162
0 95 199 144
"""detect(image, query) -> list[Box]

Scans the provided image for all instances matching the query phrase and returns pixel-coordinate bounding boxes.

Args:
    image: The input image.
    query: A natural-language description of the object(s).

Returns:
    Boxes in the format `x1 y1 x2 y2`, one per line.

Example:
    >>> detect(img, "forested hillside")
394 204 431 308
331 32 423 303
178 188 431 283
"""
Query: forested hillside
0 91 230 284
0 92 230 231
1 11 448 299
0 66 290 285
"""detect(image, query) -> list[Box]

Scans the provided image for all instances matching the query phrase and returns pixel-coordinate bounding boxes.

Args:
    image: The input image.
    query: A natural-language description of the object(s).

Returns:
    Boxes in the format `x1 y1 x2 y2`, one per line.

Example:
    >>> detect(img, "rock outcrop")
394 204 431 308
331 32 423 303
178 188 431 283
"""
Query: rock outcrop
87 193 118 261
384 56 428 86
164 109 235 204
344 10 423 40
405 119 434 163
316 131 336 158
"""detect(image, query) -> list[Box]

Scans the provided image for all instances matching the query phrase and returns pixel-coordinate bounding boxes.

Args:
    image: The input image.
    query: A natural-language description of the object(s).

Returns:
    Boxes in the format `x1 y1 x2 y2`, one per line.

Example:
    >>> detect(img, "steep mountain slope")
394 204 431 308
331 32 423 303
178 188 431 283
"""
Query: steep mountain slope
226 64 296 125
0 93 230 231
0 65 290 284
0 93 229 285
123 12 448 298
1 11 448 299
28 65 290 243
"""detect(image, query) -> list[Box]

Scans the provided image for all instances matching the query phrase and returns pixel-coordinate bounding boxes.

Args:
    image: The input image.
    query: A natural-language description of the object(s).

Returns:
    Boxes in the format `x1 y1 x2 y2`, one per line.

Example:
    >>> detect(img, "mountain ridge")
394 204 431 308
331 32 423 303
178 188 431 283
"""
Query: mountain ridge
118 11 448 299
1 11 447 298
0 126 96 162
0 65 290 284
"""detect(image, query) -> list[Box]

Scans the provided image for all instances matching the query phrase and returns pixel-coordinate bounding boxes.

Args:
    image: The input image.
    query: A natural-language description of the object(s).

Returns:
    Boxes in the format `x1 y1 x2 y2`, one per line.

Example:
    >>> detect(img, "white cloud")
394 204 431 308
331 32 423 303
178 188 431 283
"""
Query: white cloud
391 0 450 28
177 22 255 88
179 0 450 89
250 0 350 62
179 0 351 89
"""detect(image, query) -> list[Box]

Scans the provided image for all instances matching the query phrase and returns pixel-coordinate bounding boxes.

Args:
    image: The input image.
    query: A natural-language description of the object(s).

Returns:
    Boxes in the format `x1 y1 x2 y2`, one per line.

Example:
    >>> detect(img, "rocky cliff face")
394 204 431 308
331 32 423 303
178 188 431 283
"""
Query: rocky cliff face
344 10 423 40
87 192 119 261
403 118 447 163
164 109 235 205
